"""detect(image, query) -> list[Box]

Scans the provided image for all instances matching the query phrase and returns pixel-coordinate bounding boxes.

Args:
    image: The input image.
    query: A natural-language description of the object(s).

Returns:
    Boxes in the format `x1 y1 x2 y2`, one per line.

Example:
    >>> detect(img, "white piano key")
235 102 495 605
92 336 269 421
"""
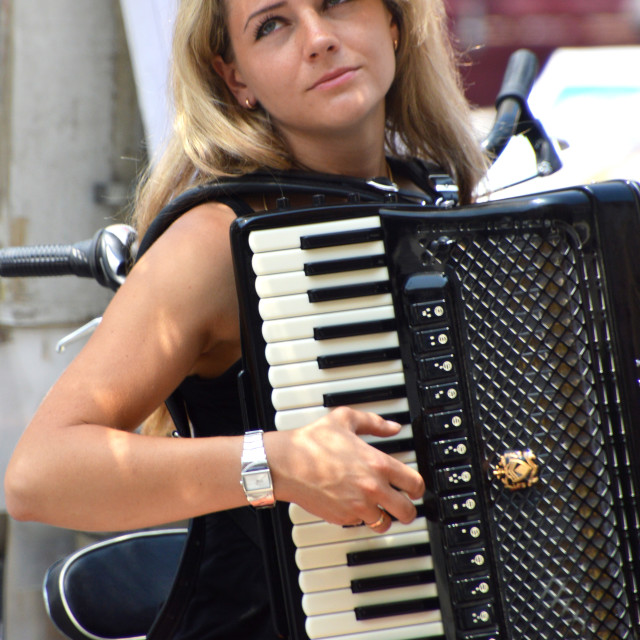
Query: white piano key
255 267 390 298
306 620 445 640
305 605 442 639
389 449 417 464
265 332 399 366
289 503 323 525
259 292 393 321
248 216 382 253
302 582 439 617
299 554 434 593
262 305 396 343
274 398 410 430
252 241 386 275
272 372 406 411
269 358 403 388
293 518 427 549
304 579 440 618
295 530 429 571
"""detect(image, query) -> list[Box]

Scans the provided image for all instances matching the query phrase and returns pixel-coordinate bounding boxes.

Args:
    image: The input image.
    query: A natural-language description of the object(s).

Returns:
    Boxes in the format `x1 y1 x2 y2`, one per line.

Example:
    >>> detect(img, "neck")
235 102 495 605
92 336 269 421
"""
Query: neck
278 112 388 179
298 149 388 180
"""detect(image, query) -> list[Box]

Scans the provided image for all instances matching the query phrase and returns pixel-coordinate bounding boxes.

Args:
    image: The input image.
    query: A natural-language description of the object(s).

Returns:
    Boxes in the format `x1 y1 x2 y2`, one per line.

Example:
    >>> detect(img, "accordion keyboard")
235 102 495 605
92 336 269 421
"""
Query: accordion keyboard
249 215 447 640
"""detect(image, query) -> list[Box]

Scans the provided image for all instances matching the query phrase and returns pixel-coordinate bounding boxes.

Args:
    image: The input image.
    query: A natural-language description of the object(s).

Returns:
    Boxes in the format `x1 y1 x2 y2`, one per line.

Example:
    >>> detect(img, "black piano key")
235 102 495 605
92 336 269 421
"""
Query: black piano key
317 347 401 369
308 280 390 303
324 384 406 407
355 596 440 620
347 542 431 566
304 254 386 276
370 437 414 455
414 503 426 519
378 411 411 425
314 318 397 340
300 227 383 249
351 569 436 594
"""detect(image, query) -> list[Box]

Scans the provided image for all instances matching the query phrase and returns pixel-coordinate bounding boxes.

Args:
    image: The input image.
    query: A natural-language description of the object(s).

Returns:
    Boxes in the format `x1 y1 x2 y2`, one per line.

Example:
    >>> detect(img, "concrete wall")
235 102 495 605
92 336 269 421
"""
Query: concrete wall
0 1 144 637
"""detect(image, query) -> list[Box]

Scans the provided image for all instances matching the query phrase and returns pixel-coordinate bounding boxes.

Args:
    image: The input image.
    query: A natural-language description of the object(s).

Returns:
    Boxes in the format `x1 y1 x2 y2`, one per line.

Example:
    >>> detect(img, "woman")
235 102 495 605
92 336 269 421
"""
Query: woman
5 0 486 637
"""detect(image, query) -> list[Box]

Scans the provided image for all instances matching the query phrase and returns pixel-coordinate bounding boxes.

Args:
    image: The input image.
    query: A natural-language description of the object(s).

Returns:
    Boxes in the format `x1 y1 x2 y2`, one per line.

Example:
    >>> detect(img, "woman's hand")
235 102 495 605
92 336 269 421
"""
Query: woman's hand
265 407 425 533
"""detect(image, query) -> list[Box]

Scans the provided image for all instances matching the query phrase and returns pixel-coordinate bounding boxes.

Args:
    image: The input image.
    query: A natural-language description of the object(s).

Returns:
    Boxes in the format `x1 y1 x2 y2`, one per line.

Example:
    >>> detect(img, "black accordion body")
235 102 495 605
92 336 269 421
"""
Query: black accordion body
230 180 640 640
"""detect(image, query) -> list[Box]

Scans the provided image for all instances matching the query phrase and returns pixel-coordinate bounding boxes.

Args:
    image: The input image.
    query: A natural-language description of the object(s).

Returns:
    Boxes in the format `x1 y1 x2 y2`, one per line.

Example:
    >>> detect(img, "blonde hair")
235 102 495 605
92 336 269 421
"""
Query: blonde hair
135 0 487 436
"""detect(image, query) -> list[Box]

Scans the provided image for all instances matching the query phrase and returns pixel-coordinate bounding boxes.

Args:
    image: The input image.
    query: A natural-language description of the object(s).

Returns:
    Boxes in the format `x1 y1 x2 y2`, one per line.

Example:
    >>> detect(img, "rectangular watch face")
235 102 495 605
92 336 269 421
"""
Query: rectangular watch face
242 469 272 492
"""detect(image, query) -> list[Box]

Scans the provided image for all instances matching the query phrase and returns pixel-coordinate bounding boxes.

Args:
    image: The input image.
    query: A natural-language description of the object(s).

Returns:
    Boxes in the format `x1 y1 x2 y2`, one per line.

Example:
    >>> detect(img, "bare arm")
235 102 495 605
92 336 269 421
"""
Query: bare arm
4 203 423 532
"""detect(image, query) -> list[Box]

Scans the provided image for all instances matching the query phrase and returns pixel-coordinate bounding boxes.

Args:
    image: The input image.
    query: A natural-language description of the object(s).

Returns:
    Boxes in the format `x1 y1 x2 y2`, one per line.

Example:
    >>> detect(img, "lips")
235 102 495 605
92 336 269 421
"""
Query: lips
309 67 359 91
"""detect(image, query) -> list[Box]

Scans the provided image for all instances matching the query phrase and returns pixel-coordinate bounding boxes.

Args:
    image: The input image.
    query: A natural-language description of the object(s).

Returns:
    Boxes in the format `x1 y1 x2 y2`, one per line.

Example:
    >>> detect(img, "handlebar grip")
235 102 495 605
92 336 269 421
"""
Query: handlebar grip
495 49 539 109
0 242 93 278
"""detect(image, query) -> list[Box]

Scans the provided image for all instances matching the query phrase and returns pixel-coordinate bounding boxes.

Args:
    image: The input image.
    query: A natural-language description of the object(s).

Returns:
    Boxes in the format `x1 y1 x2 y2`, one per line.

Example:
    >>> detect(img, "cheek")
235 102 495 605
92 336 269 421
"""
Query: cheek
245 60 294 107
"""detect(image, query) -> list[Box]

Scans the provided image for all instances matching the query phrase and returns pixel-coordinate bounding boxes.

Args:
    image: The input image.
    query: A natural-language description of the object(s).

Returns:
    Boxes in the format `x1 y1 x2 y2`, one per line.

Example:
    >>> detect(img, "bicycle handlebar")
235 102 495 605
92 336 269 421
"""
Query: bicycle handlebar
0 224 136 291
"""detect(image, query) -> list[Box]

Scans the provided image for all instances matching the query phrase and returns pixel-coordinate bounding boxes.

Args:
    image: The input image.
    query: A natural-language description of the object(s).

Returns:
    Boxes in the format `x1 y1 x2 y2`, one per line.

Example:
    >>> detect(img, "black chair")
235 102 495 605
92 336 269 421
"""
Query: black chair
43 528 187 640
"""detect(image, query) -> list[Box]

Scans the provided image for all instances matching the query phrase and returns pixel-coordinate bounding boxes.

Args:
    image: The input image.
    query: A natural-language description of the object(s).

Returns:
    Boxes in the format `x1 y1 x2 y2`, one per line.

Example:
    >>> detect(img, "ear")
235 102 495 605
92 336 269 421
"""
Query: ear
390 18 399 48
212 55 254 107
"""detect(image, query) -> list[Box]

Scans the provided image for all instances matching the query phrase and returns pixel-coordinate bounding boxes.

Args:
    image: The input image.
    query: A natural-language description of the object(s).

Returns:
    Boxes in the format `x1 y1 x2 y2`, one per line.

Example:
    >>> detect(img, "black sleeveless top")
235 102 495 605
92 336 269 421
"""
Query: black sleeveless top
144 163 446 639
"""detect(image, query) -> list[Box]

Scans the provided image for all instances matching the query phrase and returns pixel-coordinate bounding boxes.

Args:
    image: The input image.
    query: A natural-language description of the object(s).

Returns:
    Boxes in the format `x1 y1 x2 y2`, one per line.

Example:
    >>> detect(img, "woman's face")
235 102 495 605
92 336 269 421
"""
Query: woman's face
215 0 398 147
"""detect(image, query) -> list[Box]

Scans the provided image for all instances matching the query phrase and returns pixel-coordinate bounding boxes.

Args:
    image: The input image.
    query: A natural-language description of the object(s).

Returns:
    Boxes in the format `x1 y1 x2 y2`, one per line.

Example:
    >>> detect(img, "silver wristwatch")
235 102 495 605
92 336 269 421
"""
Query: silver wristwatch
240 430 276 508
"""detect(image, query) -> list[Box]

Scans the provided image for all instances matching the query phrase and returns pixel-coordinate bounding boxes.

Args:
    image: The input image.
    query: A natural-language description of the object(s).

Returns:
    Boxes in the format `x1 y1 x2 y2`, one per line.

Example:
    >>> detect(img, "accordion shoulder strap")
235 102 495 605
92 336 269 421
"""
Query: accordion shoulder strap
136 162 446 258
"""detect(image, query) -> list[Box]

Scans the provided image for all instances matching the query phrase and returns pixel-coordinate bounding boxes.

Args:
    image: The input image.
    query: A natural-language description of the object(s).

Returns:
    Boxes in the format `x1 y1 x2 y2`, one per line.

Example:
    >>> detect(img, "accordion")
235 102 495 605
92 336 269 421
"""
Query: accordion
230 180 640 640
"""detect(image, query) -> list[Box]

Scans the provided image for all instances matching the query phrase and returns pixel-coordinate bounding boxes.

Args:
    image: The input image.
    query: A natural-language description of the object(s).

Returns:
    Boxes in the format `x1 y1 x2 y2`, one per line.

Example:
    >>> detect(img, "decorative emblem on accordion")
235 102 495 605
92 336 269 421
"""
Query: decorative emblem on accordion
493 450 540 490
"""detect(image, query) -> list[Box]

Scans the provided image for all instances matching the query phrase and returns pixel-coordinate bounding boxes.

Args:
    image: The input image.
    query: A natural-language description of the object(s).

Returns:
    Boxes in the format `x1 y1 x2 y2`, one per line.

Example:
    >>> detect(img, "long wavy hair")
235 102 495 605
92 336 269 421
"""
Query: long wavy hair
135 0 488 436
132 0 487 236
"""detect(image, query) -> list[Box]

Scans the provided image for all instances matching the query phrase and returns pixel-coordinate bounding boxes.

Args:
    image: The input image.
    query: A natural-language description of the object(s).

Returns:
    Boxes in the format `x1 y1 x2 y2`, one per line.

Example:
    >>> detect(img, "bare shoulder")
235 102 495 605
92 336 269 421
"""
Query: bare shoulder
138 201 237 272
121 200 240 352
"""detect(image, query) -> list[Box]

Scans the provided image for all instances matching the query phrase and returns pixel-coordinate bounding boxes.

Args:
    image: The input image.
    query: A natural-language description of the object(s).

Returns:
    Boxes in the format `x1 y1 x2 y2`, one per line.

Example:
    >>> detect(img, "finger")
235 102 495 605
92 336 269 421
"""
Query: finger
344 408 402 438
387 458 425 501
378 485 420 524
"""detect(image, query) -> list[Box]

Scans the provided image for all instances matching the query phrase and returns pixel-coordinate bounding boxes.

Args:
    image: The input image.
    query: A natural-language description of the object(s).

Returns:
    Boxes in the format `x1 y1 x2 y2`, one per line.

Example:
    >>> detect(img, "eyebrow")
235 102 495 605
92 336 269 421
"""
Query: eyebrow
244 1 287 32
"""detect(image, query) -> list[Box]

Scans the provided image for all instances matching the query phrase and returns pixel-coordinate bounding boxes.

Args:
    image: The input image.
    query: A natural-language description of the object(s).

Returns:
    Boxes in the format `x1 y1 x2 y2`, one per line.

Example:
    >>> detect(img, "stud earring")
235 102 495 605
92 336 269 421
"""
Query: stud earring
245 98 257 110
393 39 399 52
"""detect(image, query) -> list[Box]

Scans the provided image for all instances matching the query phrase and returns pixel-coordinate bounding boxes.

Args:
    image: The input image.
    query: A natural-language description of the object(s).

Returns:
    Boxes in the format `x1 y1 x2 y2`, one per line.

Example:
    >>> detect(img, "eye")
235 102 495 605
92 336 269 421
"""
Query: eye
254 14 285 40
324 0 350 7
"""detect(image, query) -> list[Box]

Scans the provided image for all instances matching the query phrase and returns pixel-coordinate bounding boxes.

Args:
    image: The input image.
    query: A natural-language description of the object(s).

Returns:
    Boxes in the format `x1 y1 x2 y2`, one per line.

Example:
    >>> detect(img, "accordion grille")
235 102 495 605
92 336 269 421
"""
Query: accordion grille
433 226 635 639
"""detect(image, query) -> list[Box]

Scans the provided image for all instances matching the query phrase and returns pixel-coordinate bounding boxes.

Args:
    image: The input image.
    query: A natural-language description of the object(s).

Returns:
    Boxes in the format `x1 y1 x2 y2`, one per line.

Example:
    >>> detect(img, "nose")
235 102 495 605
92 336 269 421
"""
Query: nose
300 11 339 60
